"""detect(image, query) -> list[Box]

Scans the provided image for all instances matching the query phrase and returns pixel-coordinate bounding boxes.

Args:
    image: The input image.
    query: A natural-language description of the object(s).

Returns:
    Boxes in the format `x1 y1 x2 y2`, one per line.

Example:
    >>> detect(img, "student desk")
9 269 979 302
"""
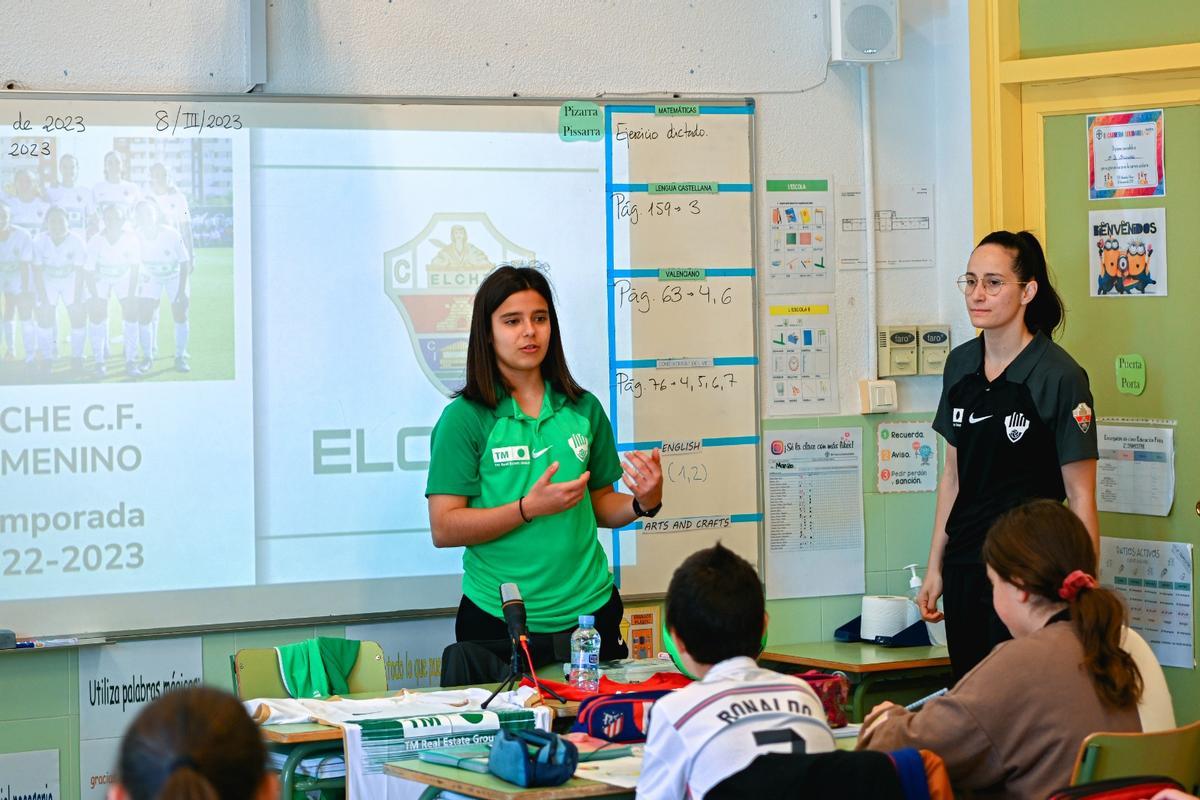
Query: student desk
385 760 634 800
385 738 863 798
261 700 580 743
760 641 952 722
260 694 580 799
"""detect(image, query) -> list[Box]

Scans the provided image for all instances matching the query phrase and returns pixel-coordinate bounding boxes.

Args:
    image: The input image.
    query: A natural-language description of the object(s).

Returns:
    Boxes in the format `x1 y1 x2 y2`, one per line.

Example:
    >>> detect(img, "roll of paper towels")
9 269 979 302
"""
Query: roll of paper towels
905 598 922 627
860 595 911 641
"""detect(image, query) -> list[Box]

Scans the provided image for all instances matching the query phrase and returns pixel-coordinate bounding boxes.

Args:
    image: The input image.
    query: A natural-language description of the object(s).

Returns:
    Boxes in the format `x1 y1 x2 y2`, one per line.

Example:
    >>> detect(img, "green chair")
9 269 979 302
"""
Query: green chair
232 639 387 699
1071 719 1200 793
232 639 388 800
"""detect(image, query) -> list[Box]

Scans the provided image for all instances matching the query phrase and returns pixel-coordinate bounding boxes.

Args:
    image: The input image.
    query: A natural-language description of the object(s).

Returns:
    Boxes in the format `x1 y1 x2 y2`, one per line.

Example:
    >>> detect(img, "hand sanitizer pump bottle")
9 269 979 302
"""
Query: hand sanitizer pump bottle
903 564 923 627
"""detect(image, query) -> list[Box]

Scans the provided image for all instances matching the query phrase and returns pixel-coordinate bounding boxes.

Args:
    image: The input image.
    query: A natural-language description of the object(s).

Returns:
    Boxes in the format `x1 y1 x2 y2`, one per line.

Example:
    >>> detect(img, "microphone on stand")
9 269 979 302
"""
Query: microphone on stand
500 582 528 643
485 581 566 708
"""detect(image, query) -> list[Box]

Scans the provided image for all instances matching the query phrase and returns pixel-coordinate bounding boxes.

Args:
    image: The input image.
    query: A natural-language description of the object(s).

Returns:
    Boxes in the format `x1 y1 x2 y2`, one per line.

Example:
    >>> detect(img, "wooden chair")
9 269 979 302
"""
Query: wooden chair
232 639 386 699
1070 719 1200 793
232 639 387 800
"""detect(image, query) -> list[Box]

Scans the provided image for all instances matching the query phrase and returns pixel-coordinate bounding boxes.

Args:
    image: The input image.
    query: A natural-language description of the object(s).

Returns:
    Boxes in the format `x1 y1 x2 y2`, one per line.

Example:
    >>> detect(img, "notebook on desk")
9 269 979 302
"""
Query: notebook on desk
419 745 492 774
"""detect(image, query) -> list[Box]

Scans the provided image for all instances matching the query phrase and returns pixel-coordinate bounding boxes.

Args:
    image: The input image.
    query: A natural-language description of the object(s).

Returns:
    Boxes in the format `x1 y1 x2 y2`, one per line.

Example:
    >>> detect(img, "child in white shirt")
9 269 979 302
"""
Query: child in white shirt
637 544 834 799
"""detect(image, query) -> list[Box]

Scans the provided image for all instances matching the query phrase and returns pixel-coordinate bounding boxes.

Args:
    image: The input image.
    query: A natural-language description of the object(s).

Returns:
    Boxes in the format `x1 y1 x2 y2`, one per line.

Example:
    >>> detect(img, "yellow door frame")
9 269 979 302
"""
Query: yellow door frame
969 0 1200 240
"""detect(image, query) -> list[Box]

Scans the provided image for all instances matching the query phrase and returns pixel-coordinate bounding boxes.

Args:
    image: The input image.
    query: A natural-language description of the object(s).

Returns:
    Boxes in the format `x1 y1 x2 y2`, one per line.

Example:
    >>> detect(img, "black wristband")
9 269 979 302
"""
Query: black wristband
518 496 532 523
632 497 662 518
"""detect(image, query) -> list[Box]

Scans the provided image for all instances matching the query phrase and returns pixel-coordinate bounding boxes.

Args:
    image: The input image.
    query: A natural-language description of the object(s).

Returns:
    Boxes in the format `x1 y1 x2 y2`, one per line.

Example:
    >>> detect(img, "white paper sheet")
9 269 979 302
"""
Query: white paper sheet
1100 536 1193 669
765 301 839 417
1096 424 1175 516
837 184 934 269
764 177 834 294
764 428 865 599
876 422 937 493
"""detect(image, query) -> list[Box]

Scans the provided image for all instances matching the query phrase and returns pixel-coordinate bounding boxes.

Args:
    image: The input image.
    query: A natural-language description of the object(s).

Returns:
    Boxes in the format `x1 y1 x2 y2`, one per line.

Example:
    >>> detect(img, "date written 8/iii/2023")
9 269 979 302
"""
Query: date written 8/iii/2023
3 543 144 576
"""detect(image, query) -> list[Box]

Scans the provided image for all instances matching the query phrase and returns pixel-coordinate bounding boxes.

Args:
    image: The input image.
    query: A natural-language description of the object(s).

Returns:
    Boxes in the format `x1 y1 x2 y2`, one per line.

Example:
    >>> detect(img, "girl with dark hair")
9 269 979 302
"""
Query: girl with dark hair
108 686 276 800
860 500 1148 800
918 230 1099 679
426 265 662 665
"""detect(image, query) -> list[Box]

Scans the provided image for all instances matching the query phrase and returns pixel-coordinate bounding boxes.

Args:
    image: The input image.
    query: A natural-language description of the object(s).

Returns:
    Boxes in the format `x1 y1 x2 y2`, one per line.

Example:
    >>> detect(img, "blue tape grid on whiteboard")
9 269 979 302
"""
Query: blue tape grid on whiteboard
611 183 752 192
612 268 756 278
619 513 765 533
614 356 757 369
604 102 755 587
617 435 758 452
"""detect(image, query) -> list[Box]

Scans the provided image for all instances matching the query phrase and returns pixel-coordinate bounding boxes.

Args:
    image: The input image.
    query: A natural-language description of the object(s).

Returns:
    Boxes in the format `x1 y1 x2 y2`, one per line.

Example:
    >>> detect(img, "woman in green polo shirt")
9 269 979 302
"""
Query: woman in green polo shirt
426 265 663 665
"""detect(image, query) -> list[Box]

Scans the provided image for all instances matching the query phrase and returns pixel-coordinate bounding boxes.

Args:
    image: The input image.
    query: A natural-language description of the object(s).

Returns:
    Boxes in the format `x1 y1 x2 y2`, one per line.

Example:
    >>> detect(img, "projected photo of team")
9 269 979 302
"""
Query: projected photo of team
0 134 234 384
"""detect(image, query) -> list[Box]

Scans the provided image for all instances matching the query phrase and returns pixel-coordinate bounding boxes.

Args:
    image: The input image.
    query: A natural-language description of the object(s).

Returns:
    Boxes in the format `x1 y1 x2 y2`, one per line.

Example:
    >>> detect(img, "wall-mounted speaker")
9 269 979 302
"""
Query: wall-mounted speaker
830 0 902 64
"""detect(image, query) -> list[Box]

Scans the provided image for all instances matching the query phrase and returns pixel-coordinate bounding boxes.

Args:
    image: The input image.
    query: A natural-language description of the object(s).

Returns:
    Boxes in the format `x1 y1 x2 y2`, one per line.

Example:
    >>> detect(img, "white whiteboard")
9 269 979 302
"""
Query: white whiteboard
0 94 759 636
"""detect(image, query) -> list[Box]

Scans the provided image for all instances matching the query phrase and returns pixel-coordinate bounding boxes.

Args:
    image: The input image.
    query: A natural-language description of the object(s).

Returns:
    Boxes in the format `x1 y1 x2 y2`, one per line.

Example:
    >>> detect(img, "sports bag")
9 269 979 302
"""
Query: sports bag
569 689 672 743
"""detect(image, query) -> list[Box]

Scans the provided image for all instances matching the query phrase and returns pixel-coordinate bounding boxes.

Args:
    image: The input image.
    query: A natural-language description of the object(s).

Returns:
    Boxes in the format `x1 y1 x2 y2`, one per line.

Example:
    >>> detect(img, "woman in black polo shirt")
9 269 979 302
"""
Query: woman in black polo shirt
917 230 1099 679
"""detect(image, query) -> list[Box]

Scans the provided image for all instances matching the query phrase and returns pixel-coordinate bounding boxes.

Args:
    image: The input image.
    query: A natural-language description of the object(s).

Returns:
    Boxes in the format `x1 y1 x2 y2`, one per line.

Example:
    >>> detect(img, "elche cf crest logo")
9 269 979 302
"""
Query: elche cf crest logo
1072 402 1093 433
384 213 542 396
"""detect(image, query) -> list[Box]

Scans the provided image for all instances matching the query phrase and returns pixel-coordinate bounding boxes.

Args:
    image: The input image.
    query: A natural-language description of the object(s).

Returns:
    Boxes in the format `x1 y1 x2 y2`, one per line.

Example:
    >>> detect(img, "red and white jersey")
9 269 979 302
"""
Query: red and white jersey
0 227 34 276
35 231 87 281
46 184 91 231
637 657 834 800
86 230 141 280
146 187 191 230
138 225 187 279
90 180 141 217
5 194 49 233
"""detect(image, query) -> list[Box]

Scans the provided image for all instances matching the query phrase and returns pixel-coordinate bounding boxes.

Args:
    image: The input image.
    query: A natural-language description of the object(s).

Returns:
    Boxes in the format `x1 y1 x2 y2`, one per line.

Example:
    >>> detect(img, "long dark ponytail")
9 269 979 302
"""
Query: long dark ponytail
976 230 1065 337
983 500 1142 710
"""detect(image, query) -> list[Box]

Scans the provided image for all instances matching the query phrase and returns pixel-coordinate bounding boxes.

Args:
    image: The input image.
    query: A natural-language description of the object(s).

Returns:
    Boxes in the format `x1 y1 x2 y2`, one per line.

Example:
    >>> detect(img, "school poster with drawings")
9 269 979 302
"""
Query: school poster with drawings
1089 208 1167 296
764 178 833 294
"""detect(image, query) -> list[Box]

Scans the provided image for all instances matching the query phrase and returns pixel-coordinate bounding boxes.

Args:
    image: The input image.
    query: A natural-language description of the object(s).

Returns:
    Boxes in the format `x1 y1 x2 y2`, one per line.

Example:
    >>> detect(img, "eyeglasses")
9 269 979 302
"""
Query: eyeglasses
956 274 1029 296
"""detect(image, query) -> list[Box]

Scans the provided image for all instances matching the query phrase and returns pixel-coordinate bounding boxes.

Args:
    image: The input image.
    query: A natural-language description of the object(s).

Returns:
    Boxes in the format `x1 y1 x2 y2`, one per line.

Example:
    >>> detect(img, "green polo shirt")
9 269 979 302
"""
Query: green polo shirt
426 383 623 631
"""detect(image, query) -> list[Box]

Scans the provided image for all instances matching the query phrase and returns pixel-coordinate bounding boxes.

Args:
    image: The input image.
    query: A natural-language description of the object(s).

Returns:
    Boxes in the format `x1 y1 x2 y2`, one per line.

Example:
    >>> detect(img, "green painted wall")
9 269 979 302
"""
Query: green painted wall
1043 106 1199 723
0 622 347 800
1020 0 1200 59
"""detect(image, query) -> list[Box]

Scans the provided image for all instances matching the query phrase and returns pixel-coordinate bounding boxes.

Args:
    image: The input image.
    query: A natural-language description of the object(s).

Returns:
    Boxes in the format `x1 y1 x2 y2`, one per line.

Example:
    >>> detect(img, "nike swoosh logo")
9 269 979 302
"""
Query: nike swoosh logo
532 447 551 458
968 413 993 424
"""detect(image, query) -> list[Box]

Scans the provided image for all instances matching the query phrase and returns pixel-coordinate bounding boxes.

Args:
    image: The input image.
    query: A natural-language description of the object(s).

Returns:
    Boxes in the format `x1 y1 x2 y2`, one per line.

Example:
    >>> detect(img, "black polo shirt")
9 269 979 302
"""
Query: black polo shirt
933 331 1098 564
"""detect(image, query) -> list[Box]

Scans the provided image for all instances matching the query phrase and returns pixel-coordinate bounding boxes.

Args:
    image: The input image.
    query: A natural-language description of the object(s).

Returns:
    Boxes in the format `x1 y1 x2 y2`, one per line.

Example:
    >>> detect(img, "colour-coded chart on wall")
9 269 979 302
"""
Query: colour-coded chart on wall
603 102 761 592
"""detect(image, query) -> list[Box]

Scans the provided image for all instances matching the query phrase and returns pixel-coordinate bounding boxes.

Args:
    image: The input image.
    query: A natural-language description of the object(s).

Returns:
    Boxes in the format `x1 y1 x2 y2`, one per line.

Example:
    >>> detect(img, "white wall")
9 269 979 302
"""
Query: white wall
0 0 972 414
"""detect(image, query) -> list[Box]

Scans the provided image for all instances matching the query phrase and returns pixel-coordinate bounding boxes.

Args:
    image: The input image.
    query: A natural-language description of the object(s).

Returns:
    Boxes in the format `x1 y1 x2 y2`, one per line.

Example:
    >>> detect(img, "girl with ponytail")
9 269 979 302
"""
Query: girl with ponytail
919 229 1101 679
108 687 275 800
860 500 1161 800
983 499 1141 709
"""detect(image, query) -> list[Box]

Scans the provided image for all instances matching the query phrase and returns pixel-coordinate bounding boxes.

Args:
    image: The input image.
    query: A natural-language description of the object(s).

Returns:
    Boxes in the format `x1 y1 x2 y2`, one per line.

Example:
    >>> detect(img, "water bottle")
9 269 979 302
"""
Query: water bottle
569 614 601 692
